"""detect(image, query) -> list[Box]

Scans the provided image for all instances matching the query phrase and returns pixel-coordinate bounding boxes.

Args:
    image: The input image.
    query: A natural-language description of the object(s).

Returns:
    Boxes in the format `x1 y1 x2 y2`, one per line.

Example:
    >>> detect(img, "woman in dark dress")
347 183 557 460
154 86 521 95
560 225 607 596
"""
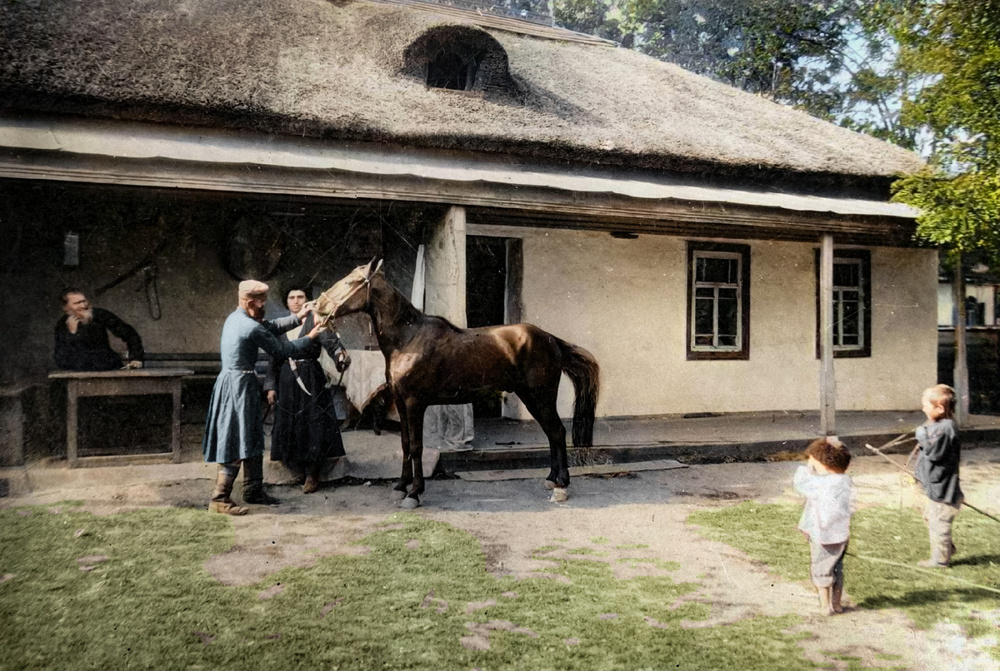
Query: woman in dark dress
264 287 350 493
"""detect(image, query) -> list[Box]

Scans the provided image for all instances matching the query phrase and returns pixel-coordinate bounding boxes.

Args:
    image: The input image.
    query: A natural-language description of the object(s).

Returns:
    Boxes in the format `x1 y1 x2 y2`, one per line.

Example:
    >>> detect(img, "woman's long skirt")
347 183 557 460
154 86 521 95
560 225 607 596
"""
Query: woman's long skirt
270 359 345 468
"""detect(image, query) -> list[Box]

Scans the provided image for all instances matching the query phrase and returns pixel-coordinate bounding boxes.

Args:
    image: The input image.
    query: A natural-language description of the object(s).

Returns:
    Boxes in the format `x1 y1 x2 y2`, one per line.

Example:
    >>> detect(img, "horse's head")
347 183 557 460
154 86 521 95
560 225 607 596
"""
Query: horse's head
314 258 383 325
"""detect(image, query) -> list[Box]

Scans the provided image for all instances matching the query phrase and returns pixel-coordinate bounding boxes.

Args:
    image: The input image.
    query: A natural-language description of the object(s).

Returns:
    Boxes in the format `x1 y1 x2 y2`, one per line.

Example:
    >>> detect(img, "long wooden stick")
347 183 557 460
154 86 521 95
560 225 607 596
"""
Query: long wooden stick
846 551 1000 595
864 442 1000 525
960 501 1000 525
863 441 913 472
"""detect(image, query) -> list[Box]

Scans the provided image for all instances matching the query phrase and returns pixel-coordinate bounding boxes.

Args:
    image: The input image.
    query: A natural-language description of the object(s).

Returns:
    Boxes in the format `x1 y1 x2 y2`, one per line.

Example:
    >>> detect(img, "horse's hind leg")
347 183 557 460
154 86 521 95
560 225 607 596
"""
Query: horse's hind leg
519 388 569 489
391 392 412 501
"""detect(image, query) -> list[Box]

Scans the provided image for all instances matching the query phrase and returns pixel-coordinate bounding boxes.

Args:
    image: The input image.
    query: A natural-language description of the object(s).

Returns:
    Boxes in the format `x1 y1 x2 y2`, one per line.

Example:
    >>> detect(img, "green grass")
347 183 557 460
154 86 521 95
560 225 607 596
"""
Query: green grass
0 503 842 670
690 502 1000 642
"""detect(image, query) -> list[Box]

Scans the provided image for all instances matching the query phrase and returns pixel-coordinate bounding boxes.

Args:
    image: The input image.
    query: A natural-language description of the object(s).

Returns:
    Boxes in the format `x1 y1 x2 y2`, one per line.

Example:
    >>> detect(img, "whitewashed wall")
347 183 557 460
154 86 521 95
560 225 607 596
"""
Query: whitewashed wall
480 227 938 418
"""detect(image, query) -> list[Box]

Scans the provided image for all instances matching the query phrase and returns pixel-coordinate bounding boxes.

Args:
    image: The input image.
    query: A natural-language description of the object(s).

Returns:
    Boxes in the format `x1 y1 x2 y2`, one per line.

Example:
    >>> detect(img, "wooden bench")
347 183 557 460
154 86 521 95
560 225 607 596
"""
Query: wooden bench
143 352 271 380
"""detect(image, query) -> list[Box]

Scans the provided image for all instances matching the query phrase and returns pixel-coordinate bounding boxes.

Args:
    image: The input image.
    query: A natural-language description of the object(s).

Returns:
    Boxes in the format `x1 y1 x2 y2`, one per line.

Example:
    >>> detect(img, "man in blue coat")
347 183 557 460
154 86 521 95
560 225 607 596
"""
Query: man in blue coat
203 280 323 515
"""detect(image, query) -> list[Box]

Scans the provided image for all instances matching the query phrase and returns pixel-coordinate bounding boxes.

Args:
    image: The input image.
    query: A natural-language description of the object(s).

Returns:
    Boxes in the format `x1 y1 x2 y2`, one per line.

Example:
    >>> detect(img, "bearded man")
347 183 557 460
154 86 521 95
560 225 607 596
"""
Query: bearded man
54 288 144 371
202 280 323 515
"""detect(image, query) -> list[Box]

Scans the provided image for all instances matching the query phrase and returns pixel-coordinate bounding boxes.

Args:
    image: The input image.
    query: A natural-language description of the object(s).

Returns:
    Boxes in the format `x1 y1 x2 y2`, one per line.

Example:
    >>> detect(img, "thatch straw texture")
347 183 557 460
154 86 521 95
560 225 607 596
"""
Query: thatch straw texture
0 0 922 179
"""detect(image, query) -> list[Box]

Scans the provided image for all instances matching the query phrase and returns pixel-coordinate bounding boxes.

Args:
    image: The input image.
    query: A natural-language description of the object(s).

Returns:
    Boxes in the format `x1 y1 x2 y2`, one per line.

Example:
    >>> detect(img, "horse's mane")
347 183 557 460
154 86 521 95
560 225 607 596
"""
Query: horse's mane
373 271 464 333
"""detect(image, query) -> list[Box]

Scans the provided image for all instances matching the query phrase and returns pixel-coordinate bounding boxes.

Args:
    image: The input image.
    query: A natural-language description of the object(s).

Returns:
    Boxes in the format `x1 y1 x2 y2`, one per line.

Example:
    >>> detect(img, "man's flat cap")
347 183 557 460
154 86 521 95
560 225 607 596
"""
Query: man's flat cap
238 280 269 298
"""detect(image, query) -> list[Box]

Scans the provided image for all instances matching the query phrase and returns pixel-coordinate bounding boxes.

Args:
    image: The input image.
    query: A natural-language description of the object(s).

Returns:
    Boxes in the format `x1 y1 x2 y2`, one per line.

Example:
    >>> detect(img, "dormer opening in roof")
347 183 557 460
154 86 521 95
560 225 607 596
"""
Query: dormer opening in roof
427 48 479 90
403 26 522 99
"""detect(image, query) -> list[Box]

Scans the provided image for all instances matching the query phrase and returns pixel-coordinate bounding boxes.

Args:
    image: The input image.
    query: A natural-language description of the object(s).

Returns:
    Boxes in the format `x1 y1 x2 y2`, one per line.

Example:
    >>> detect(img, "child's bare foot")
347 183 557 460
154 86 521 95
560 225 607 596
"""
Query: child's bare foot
818 586 835 616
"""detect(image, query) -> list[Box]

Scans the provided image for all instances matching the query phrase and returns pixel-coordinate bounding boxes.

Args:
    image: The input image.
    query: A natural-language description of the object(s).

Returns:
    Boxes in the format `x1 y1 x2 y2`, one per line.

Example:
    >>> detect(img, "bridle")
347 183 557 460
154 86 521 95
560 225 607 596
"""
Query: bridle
315 259 382 331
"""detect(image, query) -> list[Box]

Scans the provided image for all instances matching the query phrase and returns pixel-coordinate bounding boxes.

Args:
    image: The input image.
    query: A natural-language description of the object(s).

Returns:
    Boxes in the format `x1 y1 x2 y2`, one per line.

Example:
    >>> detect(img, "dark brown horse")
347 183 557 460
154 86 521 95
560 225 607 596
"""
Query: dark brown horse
314 259 600 508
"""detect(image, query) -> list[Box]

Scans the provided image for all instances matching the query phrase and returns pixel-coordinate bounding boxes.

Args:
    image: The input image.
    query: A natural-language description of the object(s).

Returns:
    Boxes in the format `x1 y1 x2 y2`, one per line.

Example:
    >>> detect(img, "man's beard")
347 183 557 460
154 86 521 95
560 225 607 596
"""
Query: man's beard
78 309 93 324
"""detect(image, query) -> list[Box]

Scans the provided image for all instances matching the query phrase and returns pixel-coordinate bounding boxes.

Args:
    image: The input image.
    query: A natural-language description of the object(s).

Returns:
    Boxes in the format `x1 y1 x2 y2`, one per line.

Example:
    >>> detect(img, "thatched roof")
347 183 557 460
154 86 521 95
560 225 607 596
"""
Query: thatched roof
0 0 923 183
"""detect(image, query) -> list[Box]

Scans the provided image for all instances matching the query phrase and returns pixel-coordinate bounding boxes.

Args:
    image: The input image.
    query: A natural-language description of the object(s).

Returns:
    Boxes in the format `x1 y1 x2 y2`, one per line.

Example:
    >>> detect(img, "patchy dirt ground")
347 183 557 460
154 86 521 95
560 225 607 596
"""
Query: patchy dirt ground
5 449 1000 670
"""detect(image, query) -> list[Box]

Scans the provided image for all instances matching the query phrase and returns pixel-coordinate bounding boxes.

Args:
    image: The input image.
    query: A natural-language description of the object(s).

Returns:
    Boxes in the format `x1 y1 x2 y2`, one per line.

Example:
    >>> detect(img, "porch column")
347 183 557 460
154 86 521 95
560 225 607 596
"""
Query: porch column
425 206 467 326
819 234 836 436
423 206 474 450
953 256 969 422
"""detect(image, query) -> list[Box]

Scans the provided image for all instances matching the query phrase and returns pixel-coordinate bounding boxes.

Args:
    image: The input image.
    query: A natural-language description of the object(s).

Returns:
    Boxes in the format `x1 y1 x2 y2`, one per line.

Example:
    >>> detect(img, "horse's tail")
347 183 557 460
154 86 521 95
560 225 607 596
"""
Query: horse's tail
556 338 600 447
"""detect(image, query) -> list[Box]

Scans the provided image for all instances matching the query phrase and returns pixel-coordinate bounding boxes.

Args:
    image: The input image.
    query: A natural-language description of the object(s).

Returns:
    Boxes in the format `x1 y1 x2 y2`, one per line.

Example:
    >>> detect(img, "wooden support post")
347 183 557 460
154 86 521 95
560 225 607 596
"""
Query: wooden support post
424 206 474 448
66 379 79 468
820 234 836 436
953 256 969 422
171 381 183 463
425 206 467 326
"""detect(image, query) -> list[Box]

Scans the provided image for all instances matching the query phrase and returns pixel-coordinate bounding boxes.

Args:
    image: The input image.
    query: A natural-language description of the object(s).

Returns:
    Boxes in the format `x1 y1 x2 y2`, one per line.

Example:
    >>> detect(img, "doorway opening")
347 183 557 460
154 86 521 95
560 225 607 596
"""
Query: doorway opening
466 235 522 417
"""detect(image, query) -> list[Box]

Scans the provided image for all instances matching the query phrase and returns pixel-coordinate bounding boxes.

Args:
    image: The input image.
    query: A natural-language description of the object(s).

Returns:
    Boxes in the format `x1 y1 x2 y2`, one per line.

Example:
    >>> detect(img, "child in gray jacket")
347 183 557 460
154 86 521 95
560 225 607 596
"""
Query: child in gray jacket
794 437 853 616
915 384 963 568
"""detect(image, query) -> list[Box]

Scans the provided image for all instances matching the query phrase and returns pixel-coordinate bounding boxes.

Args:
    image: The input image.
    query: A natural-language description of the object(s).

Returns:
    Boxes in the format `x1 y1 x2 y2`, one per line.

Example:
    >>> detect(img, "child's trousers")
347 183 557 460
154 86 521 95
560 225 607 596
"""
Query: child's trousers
922 496 962 565
809 540 847 589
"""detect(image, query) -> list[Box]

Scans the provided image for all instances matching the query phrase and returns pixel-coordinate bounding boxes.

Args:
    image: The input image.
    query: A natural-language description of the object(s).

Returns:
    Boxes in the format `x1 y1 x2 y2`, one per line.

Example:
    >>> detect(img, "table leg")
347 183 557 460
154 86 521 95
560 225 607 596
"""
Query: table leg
67 380 79 468
171 381 182 464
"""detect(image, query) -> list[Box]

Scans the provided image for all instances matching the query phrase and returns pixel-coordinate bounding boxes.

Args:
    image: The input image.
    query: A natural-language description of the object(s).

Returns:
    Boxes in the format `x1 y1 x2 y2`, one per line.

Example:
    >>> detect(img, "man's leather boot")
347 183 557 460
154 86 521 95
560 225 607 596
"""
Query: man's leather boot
209 464 249 515
243 455 280 505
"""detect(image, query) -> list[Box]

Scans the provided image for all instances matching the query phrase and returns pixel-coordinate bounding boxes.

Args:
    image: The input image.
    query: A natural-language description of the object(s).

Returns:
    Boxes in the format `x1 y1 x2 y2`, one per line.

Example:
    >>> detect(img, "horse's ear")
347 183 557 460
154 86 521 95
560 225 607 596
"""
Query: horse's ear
372 258 384 275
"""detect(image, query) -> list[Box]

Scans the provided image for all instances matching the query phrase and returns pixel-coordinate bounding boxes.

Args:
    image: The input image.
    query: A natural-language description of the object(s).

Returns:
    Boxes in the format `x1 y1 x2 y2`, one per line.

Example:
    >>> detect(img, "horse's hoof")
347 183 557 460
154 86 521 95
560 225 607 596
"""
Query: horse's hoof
549 488 569 503
400 496 420 510
544 480 556 490
390 489 407 501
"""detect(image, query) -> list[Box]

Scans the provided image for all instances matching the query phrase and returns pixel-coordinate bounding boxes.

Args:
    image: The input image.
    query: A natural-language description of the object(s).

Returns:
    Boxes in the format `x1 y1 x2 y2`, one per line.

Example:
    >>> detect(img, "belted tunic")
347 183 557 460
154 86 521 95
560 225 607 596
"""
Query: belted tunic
202 309 312 463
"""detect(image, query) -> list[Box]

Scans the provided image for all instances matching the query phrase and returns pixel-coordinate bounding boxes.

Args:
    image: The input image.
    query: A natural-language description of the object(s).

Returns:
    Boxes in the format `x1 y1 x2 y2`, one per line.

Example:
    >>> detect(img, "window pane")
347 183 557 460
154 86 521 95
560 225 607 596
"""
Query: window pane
718 335 737 347
718 290 738 338
833 262 859 287
695 287 714 298
698 257 737 284
695 297 714 336
695 335 713 346
842 300 860 338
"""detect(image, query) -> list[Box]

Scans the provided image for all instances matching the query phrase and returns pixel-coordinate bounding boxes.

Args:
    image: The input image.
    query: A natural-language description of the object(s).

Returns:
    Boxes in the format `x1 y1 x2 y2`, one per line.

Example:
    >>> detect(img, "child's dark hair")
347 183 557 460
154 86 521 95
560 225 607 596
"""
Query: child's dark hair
804 437 851 474
923 384 956 419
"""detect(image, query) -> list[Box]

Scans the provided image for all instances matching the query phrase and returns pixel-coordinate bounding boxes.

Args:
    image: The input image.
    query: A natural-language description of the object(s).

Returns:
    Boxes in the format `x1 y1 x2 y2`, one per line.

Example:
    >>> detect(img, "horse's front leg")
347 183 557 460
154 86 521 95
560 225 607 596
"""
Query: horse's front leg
399 400 427 509
392 392 412 501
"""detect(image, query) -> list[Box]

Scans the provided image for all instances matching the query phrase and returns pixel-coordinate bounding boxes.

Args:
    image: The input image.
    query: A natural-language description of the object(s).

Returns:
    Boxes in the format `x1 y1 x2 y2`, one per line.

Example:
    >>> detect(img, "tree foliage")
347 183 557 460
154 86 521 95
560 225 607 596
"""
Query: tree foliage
891 0 1000 261
553 0 919 147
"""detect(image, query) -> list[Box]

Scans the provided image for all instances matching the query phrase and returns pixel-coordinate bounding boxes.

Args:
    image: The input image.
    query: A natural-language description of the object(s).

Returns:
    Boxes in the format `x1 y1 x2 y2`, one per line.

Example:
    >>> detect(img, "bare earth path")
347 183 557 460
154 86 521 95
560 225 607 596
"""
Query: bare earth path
5 449 1000 670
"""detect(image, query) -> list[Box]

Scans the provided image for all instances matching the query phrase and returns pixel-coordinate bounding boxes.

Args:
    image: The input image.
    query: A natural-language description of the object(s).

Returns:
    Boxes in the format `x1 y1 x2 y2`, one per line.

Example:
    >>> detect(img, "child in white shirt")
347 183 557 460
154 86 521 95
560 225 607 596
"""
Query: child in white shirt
794 436 853 616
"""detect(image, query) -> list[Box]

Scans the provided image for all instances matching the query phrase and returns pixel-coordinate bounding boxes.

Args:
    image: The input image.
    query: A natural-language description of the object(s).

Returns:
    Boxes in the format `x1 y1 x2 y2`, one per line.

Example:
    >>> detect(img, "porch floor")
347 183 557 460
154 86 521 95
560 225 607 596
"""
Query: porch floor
439 410 1000 471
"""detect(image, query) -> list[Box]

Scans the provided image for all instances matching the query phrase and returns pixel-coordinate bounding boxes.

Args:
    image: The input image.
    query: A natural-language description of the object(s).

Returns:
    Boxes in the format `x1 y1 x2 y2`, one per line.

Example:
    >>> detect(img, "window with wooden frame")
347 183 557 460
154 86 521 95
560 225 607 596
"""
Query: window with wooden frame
687 242 751 360
814 249 871 358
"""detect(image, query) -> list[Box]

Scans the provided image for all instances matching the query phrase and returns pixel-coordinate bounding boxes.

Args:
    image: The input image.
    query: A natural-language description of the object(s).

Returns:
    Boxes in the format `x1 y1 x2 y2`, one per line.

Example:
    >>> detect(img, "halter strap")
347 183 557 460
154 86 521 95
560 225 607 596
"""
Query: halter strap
316 262 380 329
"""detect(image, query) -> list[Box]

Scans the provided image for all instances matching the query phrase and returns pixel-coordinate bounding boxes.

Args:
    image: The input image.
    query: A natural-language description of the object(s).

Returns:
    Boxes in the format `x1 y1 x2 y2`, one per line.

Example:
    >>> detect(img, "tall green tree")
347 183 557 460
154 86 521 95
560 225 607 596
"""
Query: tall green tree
553 0 919 147
891 0 1000 261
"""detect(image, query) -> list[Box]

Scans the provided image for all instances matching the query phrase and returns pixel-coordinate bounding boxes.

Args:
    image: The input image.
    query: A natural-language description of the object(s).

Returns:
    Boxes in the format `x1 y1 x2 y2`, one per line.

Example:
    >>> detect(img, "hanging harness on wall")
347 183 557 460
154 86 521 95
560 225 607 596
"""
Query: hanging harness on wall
94 237 168 321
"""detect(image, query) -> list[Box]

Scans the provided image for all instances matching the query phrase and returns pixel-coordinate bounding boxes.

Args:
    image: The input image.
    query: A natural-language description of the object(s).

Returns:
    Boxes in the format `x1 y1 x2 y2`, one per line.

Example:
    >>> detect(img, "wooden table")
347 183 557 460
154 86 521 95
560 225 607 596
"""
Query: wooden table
48 369 194 468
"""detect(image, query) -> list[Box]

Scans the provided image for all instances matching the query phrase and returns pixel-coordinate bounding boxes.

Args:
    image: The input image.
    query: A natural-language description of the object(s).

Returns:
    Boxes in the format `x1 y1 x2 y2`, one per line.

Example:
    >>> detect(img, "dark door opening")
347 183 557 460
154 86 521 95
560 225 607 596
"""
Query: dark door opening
467 235 511 418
